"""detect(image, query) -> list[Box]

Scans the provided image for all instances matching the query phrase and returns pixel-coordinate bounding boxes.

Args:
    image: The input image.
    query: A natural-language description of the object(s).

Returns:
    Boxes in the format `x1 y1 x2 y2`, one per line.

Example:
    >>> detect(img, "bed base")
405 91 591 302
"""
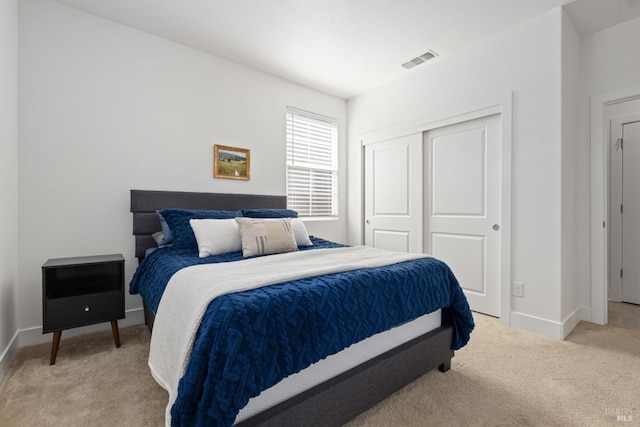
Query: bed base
131 189 455 426
237 325 453 427
142 302 453 426
142 299 155 332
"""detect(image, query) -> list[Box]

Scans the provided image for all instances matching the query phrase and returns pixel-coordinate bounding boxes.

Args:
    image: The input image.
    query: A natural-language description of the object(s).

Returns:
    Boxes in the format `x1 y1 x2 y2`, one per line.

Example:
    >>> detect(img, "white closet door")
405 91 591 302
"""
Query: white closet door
424 114 501 317
364 134 423 253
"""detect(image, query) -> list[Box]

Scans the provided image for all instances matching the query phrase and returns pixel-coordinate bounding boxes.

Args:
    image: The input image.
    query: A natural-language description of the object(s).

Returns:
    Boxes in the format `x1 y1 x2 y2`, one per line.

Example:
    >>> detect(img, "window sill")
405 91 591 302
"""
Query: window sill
299 216 339 222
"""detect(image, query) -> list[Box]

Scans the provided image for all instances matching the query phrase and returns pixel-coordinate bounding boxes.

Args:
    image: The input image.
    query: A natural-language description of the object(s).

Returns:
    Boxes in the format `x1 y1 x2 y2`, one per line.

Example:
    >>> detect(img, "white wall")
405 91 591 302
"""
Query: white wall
17 0 347 344
0 0 19 379
581 16 640 96
348 9 569 337
560 9 581 332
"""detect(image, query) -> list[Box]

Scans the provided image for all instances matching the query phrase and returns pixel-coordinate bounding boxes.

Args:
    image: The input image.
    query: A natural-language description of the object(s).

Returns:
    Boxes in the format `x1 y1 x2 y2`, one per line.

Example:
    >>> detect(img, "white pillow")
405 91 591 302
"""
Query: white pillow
235 217 298 257
190 218 242 257
291 218 313 247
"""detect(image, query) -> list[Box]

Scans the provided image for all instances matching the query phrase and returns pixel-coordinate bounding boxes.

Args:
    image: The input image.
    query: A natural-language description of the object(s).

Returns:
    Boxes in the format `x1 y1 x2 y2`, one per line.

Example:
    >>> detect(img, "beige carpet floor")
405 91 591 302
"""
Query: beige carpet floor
0 325 167 426
609 301 640 331
0 313 639 426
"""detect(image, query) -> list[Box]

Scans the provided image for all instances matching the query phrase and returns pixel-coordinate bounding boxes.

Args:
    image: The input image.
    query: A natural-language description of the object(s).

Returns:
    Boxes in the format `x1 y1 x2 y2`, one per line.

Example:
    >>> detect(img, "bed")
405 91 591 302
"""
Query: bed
129 189 474 426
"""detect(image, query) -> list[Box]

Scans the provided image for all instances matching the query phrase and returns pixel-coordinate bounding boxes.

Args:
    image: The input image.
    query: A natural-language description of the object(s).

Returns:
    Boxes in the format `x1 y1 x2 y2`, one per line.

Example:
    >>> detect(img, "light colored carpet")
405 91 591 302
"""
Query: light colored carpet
0 325 166 426
347 314 640 427
0 314 639 426
609 301 640 332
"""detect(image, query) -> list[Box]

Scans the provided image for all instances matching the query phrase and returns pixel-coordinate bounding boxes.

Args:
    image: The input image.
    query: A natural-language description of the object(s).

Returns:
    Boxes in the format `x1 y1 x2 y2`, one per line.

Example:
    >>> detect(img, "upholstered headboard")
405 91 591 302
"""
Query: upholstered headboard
130 189 287 261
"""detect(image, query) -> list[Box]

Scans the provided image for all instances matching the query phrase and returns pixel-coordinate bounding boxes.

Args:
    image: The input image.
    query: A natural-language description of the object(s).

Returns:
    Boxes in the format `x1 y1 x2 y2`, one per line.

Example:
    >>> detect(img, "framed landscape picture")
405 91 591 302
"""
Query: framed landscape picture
213 144 250 180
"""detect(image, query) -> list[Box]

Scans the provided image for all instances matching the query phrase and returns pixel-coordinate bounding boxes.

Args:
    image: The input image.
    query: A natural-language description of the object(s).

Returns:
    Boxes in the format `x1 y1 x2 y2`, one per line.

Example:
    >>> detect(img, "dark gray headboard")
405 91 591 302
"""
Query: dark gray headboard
130 189 287 261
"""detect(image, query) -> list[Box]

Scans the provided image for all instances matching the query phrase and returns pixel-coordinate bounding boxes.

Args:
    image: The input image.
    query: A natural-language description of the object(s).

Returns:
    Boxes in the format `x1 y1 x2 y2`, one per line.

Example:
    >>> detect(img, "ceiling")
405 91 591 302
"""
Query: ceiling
50 0 639 99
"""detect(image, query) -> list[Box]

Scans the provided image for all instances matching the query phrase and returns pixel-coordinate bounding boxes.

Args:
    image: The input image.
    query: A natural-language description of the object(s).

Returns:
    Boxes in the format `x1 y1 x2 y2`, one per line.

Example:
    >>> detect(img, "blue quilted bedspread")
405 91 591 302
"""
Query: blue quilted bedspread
130 237 474 426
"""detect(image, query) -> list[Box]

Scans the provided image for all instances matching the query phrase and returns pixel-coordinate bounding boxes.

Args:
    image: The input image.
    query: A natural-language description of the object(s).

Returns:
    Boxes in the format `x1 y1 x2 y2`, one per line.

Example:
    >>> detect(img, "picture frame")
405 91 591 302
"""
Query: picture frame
213 144 250 180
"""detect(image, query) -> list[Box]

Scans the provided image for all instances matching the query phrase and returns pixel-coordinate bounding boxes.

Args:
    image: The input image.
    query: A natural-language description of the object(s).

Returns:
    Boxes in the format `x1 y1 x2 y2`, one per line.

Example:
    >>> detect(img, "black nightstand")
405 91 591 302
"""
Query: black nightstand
42 254 125 365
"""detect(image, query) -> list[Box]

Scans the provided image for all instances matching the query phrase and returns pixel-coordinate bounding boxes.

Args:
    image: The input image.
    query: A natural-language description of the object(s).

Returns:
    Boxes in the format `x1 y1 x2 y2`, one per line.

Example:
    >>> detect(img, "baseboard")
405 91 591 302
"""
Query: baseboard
18 307 145 347
0 307 144 383
560 307 582 339
579 304 592 323
510 308 586 341
0 330 20 384
510 311 564 340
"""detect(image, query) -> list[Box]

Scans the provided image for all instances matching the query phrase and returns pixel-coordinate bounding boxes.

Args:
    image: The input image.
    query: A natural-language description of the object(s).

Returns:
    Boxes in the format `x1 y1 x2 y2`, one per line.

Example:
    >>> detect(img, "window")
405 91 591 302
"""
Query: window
286 108 338 217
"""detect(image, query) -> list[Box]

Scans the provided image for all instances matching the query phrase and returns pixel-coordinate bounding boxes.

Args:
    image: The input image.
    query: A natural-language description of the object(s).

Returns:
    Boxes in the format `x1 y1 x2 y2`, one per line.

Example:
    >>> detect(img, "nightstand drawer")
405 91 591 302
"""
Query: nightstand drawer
44 290 124 332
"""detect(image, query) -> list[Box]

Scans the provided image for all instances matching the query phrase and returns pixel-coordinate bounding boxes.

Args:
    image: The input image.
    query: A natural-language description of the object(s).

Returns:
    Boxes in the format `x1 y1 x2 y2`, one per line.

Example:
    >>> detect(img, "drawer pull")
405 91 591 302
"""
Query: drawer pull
84 306 90 312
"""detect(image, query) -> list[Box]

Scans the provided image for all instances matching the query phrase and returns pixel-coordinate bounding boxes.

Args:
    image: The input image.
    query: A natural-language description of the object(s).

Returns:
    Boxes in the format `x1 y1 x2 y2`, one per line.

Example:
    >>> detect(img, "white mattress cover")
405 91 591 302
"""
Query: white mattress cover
235 309 442 423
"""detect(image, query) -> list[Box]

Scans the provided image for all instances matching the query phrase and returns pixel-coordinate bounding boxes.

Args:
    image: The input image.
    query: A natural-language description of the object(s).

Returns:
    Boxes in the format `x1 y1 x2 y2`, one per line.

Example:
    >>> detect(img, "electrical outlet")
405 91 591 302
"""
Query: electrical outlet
512 282 524 298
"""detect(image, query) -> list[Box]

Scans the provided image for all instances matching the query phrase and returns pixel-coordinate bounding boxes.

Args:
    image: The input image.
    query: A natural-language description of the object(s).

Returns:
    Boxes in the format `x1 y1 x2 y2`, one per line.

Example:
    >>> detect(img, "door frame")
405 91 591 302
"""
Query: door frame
590 86 640 325
360 94 512 324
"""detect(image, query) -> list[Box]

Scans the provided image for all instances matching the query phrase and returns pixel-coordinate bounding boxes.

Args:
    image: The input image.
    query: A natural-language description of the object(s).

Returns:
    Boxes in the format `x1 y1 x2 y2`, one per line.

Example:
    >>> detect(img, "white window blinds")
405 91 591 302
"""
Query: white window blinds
286 108 338 217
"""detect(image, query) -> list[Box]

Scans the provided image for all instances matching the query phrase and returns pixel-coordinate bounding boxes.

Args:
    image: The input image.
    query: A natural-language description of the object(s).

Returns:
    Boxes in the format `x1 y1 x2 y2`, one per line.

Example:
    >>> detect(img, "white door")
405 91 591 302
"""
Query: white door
424 114 502 317
364 133 422 253
610 114 640 304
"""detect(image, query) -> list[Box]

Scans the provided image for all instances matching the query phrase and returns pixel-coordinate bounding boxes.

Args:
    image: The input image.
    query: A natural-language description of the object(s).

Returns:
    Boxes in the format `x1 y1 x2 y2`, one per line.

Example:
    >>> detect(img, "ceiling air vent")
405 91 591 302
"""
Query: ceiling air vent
401 50 438 70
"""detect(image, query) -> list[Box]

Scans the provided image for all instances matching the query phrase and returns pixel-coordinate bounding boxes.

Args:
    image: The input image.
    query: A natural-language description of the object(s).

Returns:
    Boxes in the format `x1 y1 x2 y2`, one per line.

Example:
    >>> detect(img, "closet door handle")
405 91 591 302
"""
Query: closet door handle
492 224 500 231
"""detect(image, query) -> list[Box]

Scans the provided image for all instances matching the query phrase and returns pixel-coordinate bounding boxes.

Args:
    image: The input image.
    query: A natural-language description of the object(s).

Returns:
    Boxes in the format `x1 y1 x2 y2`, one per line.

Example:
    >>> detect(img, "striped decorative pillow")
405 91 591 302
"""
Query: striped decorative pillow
235 217 298 257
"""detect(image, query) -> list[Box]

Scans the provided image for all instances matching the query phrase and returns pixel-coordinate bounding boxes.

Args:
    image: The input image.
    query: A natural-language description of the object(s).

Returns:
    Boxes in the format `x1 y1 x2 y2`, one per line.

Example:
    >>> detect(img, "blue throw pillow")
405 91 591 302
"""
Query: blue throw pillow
156 211 174 246
158 209 242 250
242 209 298 218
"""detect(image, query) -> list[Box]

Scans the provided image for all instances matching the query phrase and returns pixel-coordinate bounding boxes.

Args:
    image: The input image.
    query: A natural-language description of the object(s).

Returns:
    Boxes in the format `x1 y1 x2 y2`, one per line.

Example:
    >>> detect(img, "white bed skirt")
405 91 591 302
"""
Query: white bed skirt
235 309 442 423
